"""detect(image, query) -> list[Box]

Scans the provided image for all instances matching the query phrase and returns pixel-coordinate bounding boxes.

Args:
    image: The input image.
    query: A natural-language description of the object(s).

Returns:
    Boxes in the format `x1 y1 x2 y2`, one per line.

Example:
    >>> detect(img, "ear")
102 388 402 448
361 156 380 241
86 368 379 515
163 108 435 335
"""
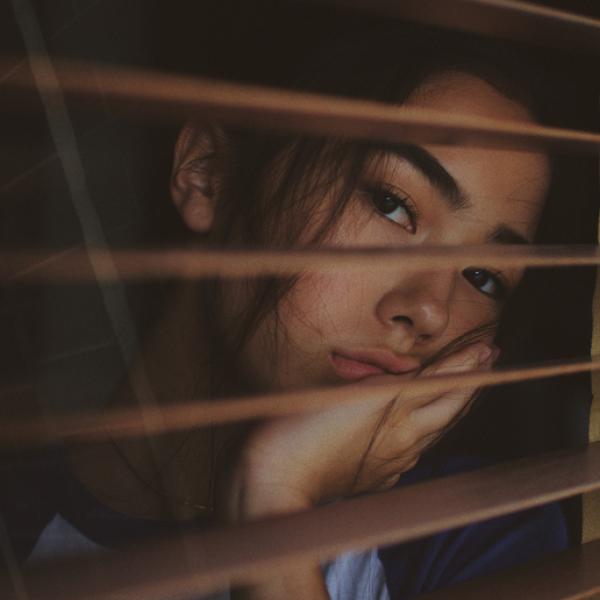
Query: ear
170 123 228 233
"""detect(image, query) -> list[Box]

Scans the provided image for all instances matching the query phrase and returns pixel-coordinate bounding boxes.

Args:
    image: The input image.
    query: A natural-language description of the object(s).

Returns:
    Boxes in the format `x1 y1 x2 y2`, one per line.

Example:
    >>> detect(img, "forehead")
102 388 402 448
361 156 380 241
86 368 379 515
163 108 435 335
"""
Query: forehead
402 71 551 239
405 70 532 121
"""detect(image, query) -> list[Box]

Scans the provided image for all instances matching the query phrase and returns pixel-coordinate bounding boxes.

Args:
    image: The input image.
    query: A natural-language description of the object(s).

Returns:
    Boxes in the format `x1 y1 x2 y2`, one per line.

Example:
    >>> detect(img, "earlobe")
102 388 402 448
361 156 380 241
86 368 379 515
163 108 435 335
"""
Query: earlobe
171 124 227 233
175 186 215 233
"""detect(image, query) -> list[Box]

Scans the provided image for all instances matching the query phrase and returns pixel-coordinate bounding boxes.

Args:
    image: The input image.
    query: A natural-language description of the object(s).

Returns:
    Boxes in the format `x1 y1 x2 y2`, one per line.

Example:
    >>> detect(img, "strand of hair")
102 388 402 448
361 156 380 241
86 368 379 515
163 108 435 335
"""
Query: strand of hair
3 245 600 283
2 355 599 447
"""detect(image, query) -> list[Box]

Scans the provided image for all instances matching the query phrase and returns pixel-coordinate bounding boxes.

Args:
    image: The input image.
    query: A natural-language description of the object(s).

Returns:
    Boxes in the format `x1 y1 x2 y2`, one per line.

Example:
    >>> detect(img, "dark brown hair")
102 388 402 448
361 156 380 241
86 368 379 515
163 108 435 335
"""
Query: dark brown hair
192 23 596 401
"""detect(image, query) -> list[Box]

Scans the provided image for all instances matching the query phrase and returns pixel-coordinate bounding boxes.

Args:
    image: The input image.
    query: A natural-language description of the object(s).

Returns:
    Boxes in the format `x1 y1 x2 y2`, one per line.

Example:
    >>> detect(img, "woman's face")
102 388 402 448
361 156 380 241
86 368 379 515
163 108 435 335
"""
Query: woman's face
231 72 551 391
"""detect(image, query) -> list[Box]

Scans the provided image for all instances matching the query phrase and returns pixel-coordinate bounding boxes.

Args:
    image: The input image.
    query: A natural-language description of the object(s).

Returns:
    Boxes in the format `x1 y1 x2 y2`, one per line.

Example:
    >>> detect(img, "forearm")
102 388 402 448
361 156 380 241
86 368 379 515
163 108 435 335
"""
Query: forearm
219 455 329 600
233 565 329 600
232 496 329 599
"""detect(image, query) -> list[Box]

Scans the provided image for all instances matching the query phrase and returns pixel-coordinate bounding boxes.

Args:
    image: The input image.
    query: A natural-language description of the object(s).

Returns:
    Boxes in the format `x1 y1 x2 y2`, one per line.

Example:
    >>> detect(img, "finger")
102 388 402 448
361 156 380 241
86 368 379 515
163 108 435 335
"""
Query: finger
412 386 477 437
375 474 402 491
354 342 496 424
421 342 495 377
451 384 487 423
399 342 492 411
366 454 420 492
411 351 497 437
352 342 492 406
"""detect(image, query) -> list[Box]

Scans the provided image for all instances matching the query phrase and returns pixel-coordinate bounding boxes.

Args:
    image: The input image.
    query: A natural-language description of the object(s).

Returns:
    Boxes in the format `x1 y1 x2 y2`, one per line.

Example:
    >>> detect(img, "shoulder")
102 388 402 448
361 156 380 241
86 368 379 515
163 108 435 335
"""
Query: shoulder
0 449 65 562
1 448 165 564
28 513 105 563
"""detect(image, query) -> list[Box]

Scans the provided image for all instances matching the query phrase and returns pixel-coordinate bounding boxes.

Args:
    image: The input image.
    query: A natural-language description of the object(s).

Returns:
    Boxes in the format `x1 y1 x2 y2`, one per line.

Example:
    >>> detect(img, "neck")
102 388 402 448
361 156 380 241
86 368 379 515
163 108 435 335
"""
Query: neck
71 282 242 521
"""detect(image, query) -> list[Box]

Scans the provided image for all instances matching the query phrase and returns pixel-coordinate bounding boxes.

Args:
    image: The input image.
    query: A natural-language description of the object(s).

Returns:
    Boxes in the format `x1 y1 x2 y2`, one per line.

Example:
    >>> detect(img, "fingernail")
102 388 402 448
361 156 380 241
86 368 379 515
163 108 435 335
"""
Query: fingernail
490 345 501 363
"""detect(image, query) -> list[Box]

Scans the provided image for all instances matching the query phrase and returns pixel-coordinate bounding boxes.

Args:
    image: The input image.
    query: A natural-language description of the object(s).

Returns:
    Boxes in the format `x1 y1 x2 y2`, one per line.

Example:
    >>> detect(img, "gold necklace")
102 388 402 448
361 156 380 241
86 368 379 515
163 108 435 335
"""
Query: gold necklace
107 432 215 515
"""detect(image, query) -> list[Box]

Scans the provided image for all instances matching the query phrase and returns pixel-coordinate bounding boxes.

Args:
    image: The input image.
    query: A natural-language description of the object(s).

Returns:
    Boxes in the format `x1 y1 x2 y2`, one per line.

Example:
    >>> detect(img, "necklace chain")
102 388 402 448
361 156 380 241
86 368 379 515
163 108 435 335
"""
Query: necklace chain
107 432 215 515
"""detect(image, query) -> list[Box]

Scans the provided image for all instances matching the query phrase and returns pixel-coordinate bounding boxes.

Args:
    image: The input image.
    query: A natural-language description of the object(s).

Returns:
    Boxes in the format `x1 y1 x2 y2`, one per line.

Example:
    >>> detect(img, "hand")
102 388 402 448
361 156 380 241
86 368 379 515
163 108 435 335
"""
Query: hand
219 341 496 522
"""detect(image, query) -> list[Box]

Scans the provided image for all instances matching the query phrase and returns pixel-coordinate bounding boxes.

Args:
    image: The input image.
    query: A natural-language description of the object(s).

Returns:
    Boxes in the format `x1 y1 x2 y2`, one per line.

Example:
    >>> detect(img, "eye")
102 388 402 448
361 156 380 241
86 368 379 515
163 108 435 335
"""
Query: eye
363 185 417 234
462 267 507 300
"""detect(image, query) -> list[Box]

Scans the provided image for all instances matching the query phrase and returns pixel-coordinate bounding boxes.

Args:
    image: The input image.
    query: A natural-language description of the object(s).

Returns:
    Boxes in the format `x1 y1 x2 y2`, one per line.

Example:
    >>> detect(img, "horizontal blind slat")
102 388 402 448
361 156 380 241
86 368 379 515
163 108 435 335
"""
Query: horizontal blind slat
13 443 600 600
310 0 600 56
5 244 600 283
419 538 600 599
3 58 600 152
3 355 600 446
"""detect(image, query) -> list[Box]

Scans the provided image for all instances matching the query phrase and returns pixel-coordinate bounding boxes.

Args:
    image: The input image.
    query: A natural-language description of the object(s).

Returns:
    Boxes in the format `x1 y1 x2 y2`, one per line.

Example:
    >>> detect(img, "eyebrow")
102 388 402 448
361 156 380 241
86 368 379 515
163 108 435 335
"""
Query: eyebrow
489 225 531 245
378 143 470 211
374 143 532 245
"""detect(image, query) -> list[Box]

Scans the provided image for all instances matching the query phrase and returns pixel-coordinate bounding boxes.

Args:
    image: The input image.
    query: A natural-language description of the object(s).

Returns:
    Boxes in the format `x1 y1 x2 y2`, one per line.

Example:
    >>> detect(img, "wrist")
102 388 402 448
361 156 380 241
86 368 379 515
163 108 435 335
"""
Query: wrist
218 446 314 523
240 483 313 520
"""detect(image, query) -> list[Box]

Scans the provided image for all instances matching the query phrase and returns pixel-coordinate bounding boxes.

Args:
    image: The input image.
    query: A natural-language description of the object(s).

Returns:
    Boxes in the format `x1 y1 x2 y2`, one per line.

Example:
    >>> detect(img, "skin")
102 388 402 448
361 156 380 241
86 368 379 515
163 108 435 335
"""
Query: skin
71 71 550 599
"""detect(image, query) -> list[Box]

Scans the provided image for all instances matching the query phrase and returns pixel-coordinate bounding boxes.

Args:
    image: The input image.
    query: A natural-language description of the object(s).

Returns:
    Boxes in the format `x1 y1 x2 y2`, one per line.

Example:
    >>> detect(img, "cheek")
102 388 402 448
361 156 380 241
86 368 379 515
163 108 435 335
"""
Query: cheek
279 272 372 342
238 272 372 390
445 285 500 342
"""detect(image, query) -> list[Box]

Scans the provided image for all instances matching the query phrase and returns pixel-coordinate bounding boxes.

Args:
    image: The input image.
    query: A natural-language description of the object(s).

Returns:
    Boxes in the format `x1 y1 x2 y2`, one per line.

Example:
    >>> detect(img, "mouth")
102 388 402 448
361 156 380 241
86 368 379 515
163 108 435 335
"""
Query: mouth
329 348 420 382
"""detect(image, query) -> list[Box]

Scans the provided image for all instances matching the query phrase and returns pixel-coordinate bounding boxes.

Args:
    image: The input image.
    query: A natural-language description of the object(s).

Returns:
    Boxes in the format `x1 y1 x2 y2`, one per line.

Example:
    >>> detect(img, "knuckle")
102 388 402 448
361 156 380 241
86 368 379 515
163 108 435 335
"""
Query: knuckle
396 423 418 449
406 455 419 470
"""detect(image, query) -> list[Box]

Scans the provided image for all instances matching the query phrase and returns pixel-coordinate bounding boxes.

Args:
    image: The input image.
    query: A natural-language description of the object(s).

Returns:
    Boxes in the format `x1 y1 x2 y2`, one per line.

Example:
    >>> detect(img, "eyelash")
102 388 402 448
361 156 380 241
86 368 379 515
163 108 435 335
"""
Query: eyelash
462 267 508 301
362 184 418 234
362 183 509 301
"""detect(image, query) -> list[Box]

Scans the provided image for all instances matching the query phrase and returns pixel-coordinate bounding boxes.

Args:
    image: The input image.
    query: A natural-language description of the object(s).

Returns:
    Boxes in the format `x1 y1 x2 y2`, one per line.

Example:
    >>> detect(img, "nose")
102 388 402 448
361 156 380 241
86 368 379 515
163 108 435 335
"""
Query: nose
375 270 455 346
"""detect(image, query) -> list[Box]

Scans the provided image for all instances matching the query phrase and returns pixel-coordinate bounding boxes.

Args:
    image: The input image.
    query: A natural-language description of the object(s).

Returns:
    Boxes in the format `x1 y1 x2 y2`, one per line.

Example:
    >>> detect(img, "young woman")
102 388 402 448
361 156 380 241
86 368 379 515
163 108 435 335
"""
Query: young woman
17 20 596 600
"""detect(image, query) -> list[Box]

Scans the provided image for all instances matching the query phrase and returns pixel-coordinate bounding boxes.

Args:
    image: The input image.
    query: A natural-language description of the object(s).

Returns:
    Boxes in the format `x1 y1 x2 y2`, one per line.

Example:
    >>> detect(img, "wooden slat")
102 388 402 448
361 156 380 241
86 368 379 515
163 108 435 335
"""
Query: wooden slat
2 355 599 446
312 0 600 56
4 244 600 283
13 444 600 600
419 538 600 599
3 58 600 153
582 129 600 547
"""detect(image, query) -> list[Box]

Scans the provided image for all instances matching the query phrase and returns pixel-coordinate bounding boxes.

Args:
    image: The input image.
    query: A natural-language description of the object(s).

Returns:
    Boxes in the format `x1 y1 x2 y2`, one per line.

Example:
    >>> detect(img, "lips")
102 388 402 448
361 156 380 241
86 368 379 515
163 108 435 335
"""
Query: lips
330 348 420 382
